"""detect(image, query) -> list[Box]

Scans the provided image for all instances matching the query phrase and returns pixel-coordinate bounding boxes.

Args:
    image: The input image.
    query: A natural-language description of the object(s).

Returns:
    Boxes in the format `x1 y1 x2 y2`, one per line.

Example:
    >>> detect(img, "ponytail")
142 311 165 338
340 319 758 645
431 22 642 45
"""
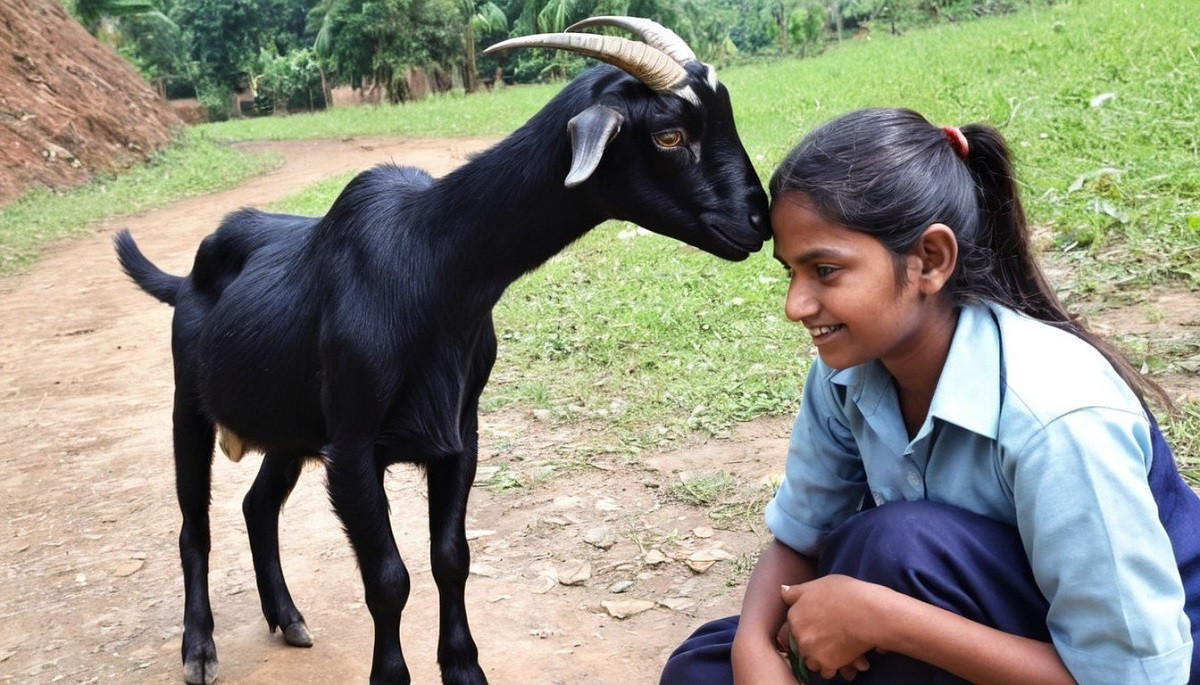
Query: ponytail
771 108 1171 410
959 124 1172 410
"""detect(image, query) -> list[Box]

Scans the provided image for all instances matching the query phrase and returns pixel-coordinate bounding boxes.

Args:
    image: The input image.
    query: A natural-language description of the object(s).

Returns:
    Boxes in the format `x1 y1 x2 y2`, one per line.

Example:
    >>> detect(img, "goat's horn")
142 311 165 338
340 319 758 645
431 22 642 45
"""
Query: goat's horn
483 33 688 93
566 16 697 65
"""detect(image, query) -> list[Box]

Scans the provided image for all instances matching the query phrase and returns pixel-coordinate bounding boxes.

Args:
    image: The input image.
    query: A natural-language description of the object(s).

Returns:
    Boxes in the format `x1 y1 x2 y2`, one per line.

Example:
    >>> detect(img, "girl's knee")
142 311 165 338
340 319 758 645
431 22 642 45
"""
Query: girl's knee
819 500 983 588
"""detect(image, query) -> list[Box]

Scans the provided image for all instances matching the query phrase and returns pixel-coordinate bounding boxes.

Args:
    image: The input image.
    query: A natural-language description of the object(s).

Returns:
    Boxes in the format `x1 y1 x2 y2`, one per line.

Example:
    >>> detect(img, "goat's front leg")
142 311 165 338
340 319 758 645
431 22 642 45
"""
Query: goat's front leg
173 398 219 685
427 440 486 685
327 443 411 685
243 450 312 647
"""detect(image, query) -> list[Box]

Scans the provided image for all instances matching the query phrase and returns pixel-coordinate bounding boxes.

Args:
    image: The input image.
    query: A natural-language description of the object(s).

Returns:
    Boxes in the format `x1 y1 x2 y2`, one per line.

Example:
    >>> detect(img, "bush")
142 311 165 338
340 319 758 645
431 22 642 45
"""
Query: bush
253 48 326 114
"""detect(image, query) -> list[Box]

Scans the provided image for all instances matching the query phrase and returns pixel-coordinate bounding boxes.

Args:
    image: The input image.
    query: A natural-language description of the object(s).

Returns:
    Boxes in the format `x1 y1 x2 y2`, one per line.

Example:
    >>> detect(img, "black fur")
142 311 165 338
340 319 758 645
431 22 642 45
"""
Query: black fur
115 63 768 685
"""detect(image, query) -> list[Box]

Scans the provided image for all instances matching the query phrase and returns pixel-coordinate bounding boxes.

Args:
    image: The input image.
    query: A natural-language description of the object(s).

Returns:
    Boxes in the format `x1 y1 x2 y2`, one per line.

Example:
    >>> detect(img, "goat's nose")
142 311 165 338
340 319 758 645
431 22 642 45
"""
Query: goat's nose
748 209 768 239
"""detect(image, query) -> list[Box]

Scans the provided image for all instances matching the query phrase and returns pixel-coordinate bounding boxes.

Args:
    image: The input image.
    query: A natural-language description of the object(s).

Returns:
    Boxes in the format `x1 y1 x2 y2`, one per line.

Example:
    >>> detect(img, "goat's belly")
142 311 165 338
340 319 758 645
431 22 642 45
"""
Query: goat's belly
194 292 326 454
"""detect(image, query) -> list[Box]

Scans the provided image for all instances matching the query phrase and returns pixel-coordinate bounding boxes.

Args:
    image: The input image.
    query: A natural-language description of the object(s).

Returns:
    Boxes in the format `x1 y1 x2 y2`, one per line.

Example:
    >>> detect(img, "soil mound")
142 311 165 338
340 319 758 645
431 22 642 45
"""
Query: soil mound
0 0 181 205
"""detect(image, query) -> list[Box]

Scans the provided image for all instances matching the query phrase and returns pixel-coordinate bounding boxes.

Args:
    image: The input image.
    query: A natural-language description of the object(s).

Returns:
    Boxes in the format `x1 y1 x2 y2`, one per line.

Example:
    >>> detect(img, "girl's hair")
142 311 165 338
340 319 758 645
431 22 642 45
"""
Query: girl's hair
769 107 1169 409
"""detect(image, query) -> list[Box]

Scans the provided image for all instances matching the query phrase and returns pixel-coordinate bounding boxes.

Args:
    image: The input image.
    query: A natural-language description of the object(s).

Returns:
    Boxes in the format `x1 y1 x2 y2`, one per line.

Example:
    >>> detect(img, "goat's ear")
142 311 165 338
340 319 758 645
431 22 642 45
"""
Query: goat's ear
565 104 624 188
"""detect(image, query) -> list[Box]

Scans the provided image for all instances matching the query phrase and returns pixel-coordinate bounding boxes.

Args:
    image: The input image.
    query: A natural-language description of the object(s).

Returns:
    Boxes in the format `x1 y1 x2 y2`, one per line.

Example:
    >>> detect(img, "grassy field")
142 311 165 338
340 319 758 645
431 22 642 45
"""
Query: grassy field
3 0 1197 473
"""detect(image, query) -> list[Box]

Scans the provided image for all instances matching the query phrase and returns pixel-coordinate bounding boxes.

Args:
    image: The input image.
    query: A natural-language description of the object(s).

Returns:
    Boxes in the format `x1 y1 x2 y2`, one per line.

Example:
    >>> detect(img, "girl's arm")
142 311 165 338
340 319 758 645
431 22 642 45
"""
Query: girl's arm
731 539 818 683
783 575 1075 684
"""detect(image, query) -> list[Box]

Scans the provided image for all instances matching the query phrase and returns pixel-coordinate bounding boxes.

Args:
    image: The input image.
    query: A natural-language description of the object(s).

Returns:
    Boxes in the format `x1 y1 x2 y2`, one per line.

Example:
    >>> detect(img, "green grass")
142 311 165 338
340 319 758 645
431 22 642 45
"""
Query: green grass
194 84 564 141
0 129 280 276
720 0 1200 296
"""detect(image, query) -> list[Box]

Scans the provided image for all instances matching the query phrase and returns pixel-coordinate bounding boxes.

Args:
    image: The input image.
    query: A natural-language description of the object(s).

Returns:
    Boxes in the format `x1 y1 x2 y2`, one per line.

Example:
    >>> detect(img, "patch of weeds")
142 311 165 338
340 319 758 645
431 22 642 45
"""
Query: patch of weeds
725 551 760 588
477 464 523 492
668 471 738 507
709 484 776 529
1108 332 1200 377
1162 402 1200 486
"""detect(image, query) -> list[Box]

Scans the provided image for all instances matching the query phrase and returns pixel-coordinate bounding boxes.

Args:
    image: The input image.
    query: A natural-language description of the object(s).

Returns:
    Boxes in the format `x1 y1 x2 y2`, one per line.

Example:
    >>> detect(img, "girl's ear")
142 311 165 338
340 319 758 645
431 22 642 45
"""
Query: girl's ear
914 223 958 295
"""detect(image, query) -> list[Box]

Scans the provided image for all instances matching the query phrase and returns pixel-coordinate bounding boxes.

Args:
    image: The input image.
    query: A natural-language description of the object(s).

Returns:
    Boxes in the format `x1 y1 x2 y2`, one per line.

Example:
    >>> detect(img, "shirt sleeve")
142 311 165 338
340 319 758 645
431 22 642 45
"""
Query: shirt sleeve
765 361 869 556
1004 407 1192 684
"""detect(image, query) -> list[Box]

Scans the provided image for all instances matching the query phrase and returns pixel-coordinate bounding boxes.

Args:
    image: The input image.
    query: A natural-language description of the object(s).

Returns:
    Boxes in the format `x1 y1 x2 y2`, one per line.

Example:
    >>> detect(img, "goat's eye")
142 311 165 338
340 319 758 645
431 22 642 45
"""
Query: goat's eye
653 130 685 149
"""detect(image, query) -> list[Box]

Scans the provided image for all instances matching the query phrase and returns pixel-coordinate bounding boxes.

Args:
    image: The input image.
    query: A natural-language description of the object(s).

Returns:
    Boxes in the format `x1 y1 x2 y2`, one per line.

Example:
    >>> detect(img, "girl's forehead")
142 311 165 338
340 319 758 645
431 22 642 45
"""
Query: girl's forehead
772 196 853 241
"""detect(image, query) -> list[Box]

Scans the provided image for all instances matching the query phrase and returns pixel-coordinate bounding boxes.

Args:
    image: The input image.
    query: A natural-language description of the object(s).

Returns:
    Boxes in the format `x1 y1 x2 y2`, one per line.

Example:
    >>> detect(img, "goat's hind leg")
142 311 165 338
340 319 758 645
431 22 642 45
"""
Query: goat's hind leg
173 398 220 685
243 450 313 647
327 443 412 684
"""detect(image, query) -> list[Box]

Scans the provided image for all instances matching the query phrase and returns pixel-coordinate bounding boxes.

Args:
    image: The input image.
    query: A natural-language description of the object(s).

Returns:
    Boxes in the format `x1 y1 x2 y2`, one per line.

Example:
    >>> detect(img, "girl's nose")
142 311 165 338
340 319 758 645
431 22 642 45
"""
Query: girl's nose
785 279 818 322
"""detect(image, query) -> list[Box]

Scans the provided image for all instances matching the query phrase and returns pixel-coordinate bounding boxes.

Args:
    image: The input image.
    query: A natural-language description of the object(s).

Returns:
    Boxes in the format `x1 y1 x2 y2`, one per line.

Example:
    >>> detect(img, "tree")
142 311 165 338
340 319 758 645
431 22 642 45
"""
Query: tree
310 0 463 103
70 0 170 35
462 0 508 91
173 0 320 118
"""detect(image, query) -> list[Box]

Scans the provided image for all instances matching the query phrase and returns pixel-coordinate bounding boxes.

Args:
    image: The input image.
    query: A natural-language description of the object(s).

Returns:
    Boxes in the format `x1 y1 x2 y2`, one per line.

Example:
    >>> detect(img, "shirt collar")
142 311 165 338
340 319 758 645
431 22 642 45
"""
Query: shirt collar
826 303 1002 440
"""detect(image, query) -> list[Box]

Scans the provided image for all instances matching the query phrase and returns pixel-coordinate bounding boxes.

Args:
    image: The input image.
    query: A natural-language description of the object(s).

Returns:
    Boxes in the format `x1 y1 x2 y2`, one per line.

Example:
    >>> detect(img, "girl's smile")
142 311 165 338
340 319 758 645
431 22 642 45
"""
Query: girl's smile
770 192 958 396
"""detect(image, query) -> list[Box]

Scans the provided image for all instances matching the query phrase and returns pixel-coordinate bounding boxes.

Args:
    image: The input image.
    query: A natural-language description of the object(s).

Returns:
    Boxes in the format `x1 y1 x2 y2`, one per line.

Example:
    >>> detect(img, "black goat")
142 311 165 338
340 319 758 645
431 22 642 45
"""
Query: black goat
115 17 769 685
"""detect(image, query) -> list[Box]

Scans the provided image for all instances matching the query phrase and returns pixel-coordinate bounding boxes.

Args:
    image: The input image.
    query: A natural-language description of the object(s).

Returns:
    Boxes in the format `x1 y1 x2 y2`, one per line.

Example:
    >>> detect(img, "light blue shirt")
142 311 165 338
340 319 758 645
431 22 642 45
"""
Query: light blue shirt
765 301 1192 684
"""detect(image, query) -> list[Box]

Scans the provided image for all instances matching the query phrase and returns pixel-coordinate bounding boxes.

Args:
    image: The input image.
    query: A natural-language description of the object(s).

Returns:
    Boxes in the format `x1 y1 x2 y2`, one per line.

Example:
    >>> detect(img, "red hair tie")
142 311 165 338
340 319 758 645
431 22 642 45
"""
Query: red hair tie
942 125 969 159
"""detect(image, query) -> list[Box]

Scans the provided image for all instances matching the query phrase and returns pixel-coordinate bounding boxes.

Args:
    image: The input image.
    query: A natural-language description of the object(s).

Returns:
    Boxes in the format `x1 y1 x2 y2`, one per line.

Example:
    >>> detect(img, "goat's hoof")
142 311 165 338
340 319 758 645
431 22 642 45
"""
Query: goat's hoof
283 621 314 648
182 652 218 685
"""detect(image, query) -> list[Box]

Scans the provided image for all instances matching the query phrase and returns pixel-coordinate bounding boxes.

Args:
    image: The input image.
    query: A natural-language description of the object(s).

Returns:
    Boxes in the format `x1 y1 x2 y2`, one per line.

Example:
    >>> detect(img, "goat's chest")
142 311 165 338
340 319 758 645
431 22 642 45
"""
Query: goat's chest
377 325 498 462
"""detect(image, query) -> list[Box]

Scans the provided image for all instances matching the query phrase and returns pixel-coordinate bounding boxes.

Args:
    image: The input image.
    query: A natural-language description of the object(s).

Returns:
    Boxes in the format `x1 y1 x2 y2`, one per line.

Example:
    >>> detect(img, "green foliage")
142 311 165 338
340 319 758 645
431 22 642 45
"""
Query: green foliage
311 0 465 102
71 0 165 33
253 47 325 113
172 0 316 114
117 11 190 91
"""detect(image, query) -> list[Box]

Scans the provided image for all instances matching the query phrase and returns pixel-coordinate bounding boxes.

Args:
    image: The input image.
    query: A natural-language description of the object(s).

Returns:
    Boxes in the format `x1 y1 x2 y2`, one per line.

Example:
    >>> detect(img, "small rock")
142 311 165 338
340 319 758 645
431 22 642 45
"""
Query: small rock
488 594 510 603
689 548 733 562
601 599 656 619
583 526 615 550
643 549 669 566
532 409 553 421
608 580 634 594
686 548 733 573
465 529 496 541
0 650 15 663
692 526 714 539
676 578 700 597
113 559 144 577
551 496 582 509
469 564 500 578
556 560 591 586
594 497 620 512
657 597 696 612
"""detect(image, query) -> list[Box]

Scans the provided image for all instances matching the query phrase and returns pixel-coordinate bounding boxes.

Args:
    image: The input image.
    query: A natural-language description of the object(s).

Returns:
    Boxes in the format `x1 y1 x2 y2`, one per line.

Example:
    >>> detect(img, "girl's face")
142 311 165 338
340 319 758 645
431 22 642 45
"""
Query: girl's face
771 193 952 374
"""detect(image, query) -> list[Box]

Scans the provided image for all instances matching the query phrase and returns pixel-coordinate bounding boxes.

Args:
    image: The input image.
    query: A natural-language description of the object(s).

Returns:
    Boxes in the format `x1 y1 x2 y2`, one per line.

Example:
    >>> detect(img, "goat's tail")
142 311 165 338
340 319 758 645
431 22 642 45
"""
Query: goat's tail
113 230 183 306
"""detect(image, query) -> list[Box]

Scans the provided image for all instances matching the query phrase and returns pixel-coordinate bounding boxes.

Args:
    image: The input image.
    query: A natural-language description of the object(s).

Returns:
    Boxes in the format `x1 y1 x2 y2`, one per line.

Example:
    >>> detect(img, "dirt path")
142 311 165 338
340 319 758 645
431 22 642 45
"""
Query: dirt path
0 138 786 684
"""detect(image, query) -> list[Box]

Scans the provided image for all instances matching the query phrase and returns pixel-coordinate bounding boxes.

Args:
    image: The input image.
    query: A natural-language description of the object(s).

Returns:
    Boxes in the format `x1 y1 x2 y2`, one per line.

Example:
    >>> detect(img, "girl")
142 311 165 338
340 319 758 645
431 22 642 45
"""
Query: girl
660 108 1200 684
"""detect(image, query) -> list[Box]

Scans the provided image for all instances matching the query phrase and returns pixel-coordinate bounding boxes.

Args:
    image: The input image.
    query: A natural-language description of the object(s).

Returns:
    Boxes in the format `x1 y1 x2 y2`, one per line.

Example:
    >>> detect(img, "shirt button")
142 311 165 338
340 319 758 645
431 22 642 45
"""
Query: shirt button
907 470 923 490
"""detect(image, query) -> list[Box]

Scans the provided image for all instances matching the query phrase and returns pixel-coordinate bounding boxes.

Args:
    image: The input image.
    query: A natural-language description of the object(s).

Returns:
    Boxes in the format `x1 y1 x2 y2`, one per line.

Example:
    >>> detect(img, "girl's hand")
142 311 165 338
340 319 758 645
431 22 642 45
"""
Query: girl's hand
780 575 882 680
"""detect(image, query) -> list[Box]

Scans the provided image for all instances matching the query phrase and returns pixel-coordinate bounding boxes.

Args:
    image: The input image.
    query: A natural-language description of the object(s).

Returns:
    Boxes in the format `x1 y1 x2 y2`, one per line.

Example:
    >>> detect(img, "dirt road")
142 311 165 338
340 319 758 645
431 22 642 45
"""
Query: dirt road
0 138 787 684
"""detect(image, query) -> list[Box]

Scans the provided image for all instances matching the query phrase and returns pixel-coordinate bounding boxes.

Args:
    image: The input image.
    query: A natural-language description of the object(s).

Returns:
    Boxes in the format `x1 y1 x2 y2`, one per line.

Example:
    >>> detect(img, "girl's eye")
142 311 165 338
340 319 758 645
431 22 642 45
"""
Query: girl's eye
815 265 838 279
653 130 685 148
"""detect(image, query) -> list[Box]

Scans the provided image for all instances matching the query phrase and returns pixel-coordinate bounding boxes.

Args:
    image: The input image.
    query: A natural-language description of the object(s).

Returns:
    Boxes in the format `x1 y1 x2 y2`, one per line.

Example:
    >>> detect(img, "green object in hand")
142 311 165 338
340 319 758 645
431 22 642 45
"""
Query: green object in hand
787 632 810 685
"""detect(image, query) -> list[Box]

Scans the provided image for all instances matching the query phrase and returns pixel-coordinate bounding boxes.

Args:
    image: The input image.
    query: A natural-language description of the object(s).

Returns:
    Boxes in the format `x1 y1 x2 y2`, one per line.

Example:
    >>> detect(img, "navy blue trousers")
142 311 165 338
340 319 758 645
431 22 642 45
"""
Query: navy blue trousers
660 417 1200 684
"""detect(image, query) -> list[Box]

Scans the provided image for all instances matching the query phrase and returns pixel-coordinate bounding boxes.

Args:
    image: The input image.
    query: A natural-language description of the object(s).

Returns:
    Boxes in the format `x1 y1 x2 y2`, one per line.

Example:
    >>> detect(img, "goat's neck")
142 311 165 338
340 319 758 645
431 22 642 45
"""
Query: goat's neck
426 99 606 287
